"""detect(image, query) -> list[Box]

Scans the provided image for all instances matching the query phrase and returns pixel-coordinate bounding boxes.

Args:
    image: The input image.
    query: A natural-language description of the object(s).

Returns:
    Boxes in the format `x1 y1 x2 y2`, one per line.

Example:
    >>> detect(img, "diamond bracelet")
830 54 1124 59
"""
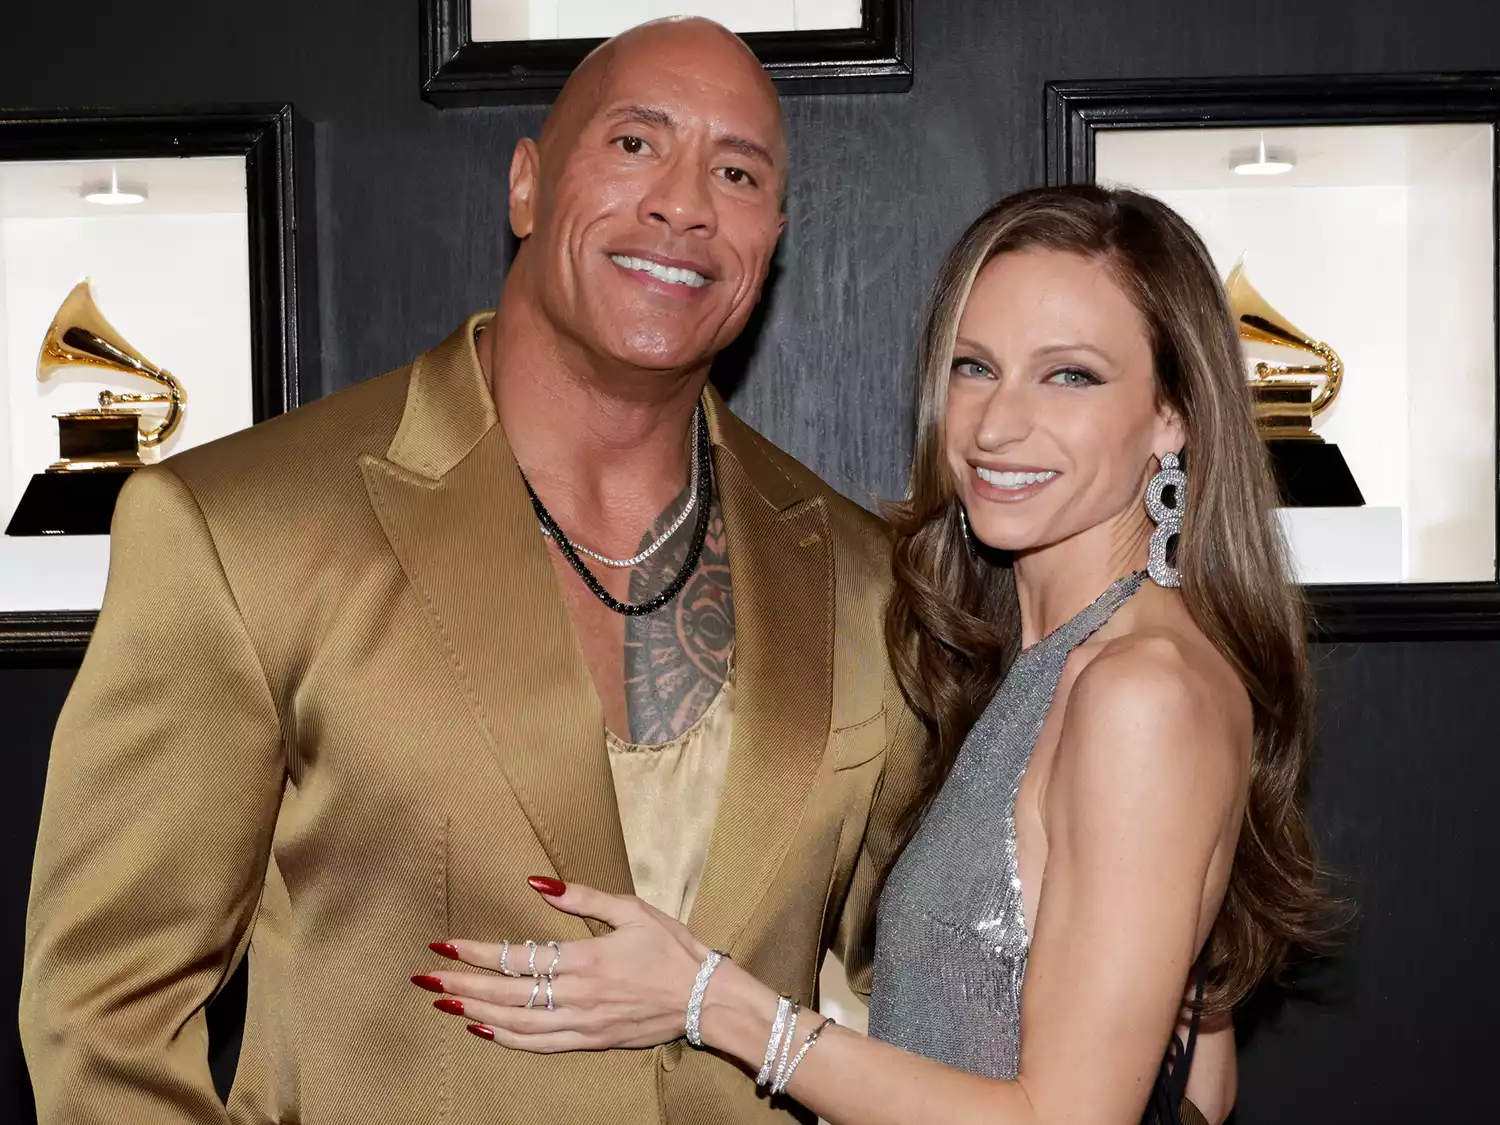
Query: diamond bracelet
685 949 728 1048
756 996 794 1087
771 1015 837 1095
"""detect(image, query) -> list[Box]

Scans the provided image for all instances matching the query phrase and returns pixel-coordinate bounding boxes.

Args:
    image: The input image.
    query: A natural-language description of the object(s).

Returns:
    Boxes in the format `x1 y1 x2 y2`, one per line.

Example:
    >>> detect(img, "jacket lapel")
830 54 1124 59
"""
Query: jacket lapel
359 315 635 914
357 324 835 947
687 392 834 953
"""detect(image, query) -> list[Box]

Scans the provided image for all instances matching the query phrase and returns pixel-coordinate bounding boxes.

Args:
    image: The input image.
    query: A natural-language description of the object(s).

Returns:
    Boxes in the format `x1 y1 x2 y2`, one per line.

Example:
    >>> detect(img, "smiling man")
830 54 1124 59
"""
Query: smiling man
21 17 925 1125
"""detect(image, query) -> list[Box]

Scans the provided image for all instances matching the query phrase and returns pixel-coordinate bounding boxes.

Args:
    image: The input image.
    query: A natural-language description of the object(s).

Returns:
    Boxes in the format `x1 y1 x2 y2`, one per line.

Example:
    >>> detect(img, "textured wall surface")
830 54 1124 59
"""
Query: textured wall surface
3 0 1500 1120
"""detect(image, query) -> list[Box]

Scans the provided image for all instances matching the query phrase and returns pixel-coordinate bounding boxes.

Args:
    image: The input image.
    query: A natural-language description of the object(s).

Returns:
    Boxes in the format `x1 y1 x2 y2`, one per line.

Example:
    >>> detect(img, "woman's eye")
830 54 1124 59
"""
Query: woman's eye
952 358 994 380
717 166 758 188
1047 366 1099 388
614 136 652 156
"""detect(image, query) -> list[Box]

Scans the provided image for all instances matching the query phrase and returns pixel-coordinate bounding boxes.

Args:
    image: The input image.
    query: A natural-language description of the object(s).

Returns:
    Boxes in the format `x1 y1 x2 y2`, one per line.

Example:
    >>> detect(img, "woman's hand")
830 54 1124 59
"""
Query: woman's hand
413 878 711 1052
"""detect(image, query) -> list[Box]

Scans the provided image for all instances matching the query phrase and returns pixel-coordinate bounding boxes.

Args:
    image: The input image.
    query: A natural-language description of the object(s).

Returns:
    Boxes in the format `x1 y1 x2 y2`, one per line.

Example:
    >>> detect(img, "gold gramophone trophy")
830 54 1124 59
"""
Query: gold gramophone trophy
5 280 187 536
1226 262 1363 507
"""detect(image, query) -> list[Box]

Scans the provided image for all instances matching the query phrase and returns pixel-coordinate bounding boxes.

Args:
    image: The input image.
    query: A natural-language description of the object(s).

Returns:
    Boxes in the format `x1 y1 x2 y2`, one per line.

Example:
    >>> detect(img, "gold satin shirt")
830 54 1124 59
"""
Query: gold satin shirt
608 673 734 922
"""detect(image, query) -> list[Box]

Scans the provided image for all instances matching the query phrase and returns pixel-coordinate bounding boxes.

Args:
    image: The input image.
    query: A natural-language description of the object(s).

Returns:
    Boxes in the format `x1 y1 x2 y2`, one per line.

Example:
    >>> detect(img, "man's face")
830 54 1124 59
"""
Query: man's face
512 31 787 374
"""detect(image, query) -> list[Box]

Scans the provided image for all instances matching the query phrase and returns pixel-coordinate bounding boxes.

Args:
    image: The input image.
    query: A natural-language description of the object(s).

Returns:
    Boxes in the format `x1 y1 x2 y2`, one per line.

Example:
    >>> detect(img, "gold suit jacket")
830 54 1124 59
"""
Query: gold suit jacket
21 315 927 1125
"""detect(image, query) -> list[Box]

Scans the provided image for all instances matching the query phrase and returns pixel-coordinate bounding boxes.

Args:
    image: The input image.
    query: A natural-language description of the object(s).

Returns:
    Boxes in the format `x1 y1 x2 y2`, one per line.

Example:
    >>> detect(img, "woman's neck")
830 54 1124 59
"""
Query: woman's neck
1011 511 1154 647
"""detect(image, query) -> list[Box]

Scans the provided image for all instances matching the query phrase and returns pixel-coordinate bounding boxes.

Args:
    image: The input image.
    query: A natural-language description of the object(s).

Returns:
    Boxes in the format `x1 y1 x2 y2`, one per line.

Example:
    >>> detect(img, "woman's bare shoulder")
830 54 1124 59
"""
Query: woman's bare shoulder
1051 625 1249 816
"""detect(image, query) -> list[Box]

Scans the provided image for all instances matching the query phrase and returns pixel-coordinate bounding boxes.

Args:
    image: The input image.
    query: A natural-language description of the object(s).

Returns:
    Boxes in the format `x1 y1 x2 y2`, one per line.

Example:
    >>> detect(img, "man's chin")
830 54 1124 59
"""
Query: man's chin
606 330 721 374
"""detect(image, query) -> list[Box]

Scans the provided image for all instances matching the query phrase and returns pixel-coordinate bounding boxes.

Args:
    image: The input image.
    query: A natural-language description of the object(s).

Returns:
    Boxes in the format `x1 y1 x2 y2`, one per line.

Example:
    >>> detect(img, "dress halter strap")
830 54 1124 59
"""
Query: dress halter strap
1023 570 1148 661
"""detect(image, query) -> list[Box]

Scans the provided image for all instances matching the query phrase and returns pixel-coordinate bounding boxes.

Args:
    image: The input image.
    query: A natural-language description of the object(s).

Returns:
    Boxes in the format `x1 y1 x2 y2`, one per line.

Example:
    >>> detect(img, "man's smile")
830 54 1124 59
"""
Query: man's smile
609 252 713 290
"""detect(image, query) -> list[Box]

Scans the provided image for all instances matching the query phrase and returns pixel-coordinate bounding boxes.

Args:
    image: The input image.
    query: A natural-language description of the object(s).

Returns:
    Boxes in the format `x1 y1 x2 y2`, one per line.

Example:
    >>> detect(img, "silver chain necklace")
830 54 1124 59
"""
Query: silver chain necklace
537 404 703 569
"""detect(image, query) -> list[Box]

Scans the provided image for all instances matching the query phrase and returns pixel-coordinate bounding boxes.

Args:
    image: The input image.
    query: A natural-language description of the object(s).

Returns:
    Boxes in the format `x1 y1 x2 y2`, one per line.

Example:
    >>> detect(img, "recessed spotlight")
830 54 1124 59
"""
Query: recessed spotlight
83 168 147 206
1230 135 1295 176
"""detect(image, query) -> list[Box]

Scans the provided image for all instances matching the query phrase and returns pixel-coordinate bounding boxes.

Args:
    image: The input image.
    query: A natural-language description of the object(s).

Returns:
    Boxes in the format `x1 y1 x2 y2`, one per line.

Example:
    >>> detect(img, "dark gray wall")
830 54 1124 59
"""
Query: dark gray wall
4 0 1499 1121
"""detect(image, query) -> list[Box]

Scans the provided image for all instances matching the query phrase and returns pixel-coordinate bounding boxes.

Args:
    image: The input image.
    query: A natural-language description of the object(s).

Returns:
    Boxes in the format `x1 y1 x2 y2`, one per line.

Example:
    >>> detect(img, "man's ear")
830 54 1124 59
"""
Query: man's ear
510 138 540 239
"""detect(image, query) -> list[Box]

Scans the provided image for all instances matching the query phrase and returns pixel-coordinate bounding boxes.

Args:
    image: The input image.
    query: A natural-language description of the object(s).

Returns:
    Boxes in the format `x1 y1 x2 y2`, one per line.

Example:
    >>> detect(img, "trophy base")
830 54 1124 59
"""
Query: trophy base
5 468 135 536
1266 440 1364 508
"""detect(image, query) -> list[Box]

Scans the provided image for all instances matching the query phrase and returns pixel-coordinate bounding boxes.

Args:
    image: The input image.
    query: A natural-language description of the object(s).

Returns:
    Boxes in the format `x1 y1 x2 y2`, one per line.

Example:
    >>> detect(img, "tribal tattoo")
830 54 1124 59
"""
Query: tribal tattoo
622 486 734 745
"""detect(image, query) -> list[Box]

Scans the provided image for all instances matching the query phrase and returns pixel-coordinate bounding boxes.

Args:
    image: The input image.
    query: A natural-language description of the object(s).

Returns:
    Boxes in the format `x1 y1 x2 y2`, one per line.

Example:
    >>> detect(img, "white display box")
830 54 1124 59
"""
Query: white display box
1095 123 1497 587
469 0 861 40
1278 507 1404 585
0 154 254 613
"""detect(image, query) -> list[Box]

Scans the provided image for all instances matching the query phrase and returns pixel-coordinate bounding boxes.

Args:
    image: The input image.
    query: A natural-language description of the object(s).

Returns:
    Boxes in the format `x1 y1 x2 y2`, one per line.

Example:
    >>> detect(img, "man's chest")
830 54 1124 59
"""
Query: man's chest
547 538 735 745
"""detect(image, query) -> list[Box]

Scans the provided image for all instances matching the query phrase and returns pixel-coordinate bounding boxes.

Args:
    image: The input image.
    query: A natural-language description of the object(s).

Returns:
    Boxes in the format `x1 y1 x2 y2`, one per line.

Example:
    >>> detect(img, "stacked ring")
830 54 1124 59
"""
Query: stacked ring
502 938 562 1008
544 940 562 980
498 940 521 978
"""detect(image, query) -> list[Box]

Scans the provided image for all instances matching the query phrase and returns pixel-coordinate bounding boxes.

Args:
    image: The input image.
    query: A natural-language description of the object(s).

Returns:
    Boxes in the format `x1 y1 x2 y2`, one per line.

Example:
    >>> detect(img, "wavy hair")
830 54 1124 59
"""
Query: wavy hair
885 185 1333 1014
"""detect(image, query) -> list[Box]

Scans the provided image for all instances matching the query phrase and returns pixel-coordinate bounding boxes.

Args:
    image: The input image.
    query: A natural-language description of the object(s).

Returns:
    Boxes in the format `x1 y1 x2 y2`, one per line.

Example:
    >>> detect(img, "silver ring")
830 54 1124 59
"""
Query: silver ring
544 940 562 980
526 939 540 978
498 940 521 978
545 978 555 1011
526 979 542 1009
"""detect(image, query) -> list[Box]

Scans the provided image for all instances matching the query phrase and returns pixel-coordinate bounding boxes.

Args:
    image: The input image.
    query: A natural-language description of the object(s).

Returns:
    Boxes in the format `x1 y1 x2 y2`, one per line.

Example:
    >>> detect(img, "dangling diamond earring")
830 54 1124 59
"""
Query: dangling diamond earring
1145 451 1186 589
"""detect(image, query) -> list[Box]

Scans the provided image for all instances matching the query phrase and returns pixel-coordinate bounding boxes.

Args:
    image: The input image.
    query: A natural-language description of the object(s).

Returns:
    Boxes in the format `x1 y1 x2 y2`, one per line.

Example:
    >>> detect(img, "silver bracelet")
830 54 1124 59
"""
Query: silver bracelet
685 949 728 1047
756 996 793 1087
771 1015 836 1095
771 1003 801 1094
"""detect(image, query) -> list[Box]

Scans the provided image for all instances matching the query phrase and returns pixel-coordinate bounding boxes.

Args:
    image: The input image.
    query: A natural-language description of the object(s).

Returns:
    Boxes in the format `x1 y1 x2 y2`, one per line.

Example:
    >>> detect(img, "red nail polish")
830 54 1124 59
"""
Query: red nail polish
411 975 445 994
528 875 567 896
429 942 460 960
468 1024 495 1041
434 997 465 1016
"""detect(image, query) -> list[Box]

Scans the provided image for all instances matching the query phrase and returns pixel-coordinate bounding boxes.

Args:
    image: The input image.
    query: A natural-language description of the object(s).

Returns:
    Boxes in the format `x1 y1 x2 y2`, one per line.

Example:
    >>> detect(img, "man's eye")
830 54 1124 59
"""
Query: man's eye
718 166 758 188
614 136 652 156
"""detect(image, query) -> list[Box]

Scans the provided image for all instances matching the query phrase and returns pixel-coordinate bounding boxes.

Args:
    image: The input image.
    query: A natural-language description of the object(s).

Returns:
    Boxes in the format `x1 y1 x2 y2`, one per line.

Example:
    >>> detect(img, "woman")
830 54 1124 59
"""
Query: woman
411 186 1329 1124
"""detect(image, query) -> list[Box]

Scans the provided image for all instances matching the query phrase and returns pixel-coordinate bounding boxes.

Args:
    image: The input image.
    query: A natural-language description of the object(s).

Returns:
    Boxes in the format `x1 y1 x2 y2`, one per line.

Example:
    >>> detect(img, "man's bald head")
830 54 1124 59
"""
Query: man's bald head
501 17 788 378
539 18 786 193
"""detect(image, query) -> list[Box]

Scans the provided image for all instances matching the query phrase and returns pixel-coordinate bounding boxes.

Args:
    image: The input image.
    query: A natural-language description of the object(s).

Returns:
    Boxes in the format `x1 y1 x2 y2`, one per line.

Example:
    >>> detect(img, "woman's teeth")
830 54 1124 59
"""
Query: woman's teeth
610 255 709 289
976 467 1058 491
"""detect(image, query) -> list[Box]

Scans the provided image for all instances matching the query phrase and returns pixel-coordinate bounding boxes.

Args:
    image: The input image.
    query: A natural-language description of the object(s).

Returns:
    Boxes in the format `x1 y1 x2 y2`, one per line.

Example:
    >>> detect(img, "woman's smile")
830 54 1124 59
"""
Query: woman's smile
970 463 1062 502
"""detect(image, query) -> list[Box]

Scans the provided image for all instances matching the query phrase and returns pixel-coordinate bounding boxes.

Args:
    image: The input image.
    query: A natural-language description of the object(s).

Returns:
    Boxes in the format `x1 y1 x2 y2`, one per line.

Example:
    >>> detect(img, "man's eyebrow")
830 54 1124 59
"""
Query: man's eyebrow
606 104 675 130
604 104 777 168
719 134 776 167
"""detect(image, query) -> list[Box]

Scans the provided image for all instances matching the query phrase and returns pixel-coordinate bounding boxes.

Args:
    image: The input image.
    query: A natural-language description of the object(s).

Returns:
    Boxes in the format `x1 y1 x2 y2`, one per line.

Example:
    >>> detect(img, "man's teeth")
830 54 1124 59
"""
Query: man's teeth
610 255 709 289
976 467 1058 490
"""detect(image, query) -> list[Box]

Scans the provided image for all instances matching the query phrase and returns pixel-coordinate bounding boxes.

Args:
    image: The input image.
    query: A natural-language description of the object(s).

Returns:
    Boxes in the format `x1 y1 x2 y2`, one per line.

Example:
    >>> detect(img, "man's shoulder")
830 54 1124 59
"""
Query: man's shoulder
716 406 893 557
164 364 412 504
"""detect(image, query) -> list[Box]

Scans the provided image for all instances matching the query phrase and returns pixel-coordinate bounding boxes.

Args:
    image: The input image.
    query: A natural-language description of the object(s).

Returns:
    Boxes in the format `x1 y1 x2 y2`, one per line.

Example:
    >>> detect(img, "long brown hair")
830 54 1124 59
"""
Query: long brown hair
886 184 1331 1014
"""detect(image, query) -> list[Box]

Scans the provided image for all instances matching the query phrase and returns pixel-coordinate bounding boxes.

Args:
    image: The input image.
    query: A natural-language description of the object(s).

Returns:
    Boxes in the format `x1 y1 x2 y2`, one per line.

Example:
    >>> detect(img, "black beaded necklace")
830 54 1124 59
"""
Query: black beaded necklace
522 405 712 617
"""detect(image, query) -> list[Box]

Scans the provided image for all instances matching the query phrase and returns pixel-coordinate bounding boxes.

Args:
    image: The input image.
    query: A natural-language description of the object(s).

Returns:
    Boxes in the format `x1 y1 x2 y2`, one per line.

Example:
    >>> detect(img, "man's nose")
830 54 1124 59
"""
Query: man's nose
639 157 717 238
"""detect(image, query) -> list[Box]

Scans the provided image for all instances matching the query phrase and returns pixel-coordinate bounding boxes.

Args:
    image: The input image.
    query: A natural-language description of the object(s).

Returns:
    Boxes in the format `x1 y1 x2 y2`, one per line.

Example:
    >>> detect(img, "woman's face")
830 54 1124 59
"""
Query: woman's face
945 248 1184 556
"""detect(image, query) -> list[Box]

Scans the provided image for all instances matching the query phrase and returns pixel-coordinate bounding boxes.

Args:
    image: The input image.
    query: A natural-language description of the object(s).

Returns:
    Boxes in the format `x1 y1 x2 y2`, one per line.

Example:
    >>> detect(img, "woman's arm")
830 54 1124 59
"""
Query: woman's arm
423 638 1243 1125
1183 1022 1237 1124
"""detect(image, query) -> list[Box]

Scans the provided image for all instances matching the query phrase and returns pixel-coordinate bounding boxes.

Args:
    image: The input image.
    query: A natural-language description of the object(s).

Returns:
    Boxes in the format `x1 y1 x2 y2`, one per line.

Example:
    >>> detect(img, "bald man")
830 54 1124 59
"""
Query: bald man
20 18 926 1125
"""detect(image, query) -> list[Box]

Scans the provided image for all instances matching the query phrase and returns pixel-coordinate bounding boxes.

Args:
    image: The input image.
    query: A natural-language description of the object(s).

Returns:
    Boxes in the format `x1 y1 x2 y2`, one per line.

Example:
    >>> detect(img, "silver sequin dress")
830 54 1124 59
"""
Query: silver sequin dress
867 572 1147 1078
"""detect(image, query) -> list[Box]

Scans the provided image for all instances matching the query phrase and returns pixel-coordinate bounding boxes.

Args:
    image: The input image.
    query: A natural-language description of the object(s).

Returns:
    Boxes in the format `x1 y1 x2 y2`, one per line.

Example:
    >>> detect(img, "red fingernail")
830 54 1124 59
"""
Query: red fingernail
429 942 460 960
468 1024 494 1041
528 875 567 896
434 998 465 1016
411 975 445 994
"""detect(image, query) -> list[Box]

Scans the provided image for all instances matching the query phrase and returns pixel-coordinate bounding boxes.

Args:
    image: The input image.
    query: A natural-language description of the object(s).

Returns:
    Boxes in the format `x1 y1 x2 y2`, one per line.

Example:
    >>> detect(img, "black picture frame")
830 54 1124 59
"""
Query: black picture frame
0 105 301 665
420 0 913 106
1045 74 1500 641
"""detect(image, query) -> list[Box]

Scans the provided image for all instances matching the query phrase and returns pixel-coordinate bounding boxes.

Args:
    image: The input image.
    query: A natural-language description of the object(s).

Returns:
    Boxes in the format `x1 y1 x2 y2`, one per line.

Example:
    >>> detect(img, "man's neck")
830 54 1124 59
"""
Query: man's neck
479 289 710 547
